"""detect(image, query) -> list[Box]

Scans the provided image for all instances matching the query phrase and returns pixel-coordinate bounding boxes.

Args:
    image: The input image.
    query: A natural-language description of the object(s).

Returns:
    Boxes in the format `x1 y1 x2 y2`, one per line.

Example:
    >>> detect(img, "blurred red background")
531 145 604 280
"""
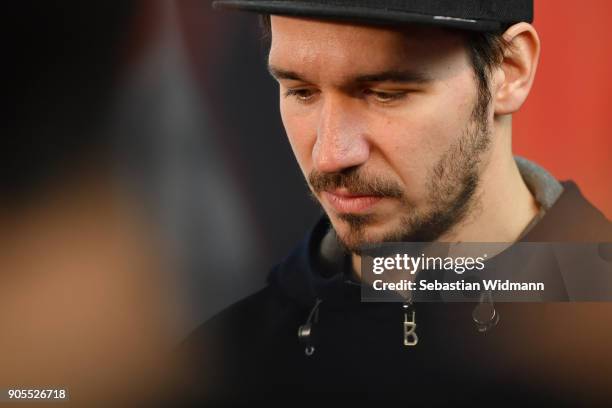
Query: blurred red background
514 0 611 218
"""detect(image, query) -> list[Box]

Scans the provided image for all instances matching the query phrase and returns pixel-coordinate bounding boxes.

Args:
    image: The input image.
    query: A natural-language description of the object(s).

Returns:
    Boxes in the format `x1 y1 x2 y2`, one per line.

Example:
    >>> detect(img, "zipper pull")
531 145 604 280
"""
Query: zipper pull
402 301 418 347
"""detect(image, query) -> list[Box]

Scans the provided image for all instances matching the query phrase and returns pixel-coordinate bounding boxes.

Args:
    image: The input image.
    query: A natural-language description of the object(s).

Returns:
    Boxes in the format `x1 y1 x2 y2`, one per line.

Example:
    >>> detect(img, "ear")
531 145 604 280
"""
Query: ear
492 23 540 115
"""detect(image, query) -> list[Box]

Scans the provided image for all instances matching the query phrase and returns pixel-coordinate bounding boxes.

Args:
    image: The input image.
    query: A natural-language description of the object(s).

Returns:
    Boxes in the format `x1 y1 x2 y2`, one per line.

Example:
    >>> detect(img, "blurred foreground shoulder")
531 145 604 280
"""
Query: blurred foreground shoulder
176 285 303 404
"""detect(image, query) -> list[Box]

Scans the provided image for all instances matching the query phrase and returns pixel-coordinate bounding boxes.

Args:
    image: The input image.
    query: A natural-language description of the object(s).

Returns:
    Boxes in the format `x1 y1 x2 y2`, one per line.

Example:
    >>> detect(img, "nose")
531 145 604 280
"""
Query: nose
312 95 370 174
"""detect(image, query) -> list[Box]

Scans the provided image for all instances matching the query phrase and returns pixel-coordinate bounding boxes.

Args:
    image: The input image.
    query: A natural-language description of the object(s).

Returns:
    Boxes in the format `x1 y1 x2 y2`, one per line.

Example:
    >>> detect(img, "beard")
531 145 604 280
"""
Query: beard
308 89 492 253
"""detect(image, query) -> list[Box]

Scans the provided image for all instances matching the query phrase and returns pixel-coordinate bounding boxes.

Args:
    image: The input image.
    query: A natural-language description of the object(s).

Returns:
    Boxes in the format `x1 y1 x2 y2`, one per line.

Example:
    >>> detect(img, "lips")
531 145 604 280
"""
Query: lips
322 189 383 214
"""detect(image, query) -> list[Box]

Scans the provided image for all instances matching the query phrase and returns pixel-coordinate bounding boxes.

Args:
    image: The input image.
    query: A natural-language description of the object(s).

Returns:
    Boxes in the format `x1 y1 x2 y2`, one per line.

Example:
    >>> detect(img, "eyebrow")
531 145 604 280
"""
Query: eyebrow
267 65 303 81
354 70 432 84
267 64 432 84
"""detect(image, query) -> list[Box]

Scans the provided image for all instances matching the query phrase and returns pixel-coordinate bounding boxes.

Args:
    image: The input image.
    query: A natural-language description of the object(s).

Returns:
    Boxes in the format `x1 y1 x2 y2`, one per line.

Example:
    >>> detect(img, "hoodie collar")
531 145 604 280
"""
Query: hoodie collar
267 216 354 308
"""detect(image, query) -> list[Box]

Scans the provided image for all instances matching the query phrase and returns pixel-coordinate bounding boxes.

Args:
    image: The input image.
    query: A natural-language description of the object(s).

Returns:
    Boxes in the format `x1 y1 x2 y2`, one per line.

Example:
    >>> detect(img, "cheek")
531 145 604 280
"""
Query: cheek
372 86 475 202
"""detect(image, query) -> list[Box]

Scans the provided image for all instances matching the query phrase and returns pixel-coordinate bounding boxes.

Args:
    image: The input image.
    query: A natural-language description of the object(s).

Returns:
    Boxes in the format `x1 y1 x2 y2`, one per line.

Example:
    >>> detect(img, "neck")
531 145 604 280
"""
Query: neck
442 117 539 242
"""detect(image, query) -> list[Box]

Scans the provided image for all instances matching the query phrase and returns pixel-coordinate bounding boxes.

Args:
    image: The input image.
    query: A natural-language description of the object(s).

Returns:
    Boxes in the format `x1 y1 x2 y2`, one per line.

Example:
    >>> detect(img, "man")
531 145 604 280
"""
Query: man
182 1 612 405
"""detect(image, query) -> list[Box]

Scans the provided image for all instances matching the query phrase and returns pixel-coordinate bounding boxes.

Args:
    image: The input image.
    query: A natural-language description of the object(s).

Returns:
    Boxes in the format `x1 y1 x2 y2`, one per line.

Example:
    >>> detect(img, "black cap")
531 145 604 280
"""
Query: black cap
212 0 533 32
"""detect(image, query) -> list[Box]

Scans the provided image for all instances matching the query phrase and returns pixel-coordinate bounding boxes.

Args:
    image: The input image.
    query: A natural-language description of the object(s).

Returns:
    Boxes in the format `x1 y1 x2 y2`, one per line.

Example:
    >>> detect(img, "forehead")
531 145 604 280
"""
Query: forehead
268 16 469 82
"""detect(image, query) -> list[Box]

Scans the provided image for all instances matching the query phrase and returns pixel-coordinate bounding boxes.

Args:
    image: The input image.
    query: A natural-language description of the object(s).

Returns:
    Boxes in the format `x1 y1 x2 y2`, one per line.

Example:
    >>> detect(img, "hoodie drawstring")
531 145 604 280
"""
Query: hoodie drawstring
297 298 322 356
472 290 499 332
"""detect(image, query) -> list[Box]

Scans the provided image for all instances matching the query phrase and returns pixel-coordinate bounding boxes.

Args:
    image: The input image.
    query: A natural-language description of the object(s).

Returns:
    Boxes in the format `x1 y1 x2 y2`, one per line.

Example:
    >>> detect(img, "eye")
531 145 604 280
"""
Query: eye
364 89 407 104
284 88 317 103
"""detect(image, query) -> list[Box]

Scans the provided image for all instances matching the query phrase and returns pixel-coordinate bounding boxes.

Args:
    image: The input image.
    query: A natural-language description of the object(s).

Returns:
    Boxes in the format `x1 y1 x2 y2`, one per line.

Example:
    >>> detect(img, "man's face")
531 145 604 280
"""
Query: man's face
268 16 493 252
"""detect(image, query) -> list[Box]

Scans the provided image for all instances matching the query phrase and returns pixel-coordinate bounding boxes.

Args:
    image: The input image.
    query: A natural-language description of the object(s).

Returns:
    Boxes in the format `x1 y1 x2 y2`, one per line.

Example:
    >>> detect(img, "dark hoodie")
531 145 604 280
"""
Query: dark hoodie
181 160 612 406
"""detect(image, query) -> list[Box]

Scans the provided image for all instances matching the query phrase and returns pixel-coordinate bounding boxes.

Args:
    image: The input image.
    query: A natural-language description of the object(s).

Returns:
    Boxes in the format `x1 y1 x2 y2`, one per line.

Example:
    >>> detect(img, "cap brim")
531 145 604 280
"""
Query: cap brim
212 0 502 32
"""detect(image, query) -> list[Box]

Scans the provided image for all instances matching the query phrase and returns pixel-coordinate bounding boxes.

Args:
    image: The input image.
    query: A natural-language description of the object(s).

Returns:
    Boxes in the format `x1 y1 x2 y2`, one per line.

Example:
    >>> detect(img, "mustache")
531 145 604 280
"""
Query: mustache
308 169 404 198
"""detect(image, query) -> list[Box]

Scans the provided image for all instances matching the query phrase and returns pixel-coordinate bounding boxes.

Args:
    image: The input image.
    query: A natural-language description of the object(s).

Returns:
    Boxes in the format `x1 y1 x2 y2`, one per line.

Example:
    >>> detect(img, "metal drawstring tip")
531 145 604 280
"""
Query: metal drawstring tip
297 298 323 357
472 302 499 333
